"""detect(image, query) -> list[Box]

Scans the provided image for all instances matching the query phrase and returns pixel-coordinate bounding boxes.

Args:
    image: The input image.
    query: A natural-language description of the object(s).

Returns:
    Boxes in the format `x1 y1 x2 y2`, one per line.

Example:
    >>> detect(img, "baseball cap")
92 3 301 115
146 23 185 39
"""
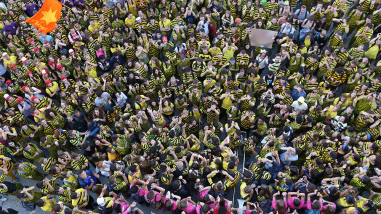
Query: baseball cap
44 41 50 44
69 49 74 54
61 76 67 80
17 97 23 103
41 70 47 75
3 94 10 100
28 38 34 43
21 57 27 63
163 37 168 42
10 65 16 70
297 97 305 103
34 47 39 52
22 86 27 91
57 64 63 69
45 80 51 85
27 71 32 75
97 197 105 206
5 80 11 85
235 18 242 23
2 52 8 57
31 96 38 101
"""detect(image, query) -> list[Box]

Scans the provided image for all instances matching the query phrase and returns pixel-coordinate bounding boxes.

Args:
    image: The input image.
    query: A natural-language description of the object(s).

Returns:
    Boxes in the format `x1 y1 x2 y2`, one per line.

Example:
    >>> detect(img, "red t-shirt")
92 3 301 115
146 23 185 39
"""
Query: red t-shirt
213 210 231 214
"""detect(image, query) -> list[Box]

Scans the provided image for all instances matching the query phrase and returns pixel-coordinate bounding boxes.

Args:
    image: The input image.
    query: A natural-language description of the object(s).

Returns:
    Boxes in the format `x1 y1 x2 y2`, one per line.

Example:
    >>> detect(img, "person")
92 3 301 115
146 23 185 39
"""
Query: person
3 19 19 35
95 90 112 112
291 97 308 114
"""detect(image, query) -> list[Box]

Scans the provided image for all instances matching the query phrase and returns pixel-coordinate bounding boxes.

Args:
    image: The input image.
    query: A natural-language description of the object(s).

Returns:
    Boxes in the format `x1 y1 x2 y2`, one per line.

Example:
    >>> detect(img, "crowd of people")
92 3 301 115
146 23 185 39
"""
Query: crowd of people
0 0 381 213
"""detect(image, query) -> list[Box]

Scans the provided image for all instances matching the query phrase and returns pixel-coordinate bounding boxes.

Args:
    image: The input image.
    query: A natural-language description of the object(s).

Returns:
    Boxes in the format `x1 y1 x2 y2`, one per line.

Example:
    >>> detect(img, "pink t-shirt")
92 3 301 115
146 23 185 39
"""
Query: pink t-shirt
118 201 129 214
271 200 290 214
163 197 177 211
96 50 105 58
306 201 323 211
246 211 263 214
180 199 196 214
287 197 305 209
197 185 209 199
144 190 162 203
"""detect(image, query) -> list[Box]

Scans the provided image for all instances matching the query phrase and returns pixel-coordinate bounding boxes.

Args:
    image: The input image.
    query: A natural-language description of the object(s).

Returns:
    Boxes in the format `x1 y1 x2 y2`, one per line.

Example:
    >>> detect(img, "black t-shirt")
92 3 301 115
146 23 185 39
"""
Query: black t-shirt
83 144 96 158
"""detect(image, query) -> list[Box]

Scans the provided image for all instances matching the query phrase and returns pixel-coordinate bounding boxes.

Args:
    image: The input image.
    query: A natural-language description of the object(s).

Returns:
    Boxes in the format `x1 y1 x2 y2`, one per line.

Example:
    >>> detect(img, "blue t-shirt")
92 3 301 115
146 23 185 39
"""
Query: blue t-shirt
79 170 97 188
39 35 54 46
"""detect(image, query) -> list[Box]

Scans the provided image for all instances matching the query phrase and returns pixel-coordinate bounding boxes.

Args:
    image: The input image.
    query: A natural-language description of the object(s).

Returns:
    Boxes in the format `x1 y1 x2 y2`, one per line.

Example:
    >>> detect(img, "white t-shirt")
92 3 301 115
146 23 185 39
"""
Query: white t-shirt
25 87 45 100
256 55 269 69
291 101 308 112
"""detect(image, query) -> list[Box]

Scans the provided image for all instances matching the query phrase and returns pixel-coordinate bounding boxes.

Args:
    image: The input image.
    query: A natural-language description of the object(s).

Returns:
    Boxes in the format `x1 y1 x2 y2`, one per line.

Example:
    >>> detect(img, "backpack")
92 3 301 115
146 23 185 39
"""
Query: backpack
145 194 163 209
98 200 114 214
107 183 120 194
214 184 225 197
295 9 309 20
21 201 36 211
131 189 145 204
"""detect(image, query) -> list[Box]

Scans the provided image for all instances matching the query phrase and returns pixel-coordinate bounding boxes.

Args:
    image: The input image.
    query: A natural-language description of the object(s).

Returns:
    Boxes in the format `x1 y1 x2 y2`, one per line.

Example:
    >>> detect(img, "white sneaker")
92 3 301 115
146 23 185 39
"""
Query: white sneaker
0 197 7 201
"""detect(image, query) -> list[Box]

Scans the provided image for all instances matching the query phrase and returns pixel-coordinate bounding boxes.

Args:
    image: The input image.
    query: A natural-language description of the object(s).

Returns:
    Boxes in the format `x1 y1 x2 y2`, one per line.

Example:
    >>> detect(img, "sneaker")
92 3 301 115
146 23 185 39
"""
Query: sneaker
0 198 7 202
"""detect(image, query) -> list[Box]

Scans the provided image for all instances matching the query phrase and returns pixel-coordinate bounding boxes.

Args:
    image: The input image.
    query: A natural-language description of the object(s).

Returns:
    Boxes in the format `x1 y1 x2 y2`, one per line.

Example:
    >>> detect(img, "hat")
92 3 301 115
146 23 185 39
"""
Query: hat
57 64 63 69
3 94 10 100
136 17 141 21
28 38 34 43
162 37 168 42
297 97 305 103
21 57 28 63
61 76 67 80
16 97 23 103
26 70 32 75
217 52 223 56
346 195 355 205
41 70 47 75
22 86 27 91
31 96 38 101
33 47 39 52
235 18 242 23
283 1 289 5
68 49 74 54
2 52 8 57
5 80 11 85
45 80 51 85
9 65 16 70
260 49 267 54
97 197 105 206
44 41 50 44
99 55 105 59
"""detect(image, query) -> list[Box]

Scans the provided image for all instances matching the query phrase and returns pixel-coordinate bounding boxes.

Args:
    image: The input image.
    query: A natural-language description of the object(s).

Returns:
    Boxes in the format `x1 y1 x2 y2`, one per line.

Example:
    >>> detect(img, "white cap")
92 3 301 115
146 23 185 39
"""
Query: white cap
21 57 27 63
41 70 47 75
2 52 8 57
97 197 105 206
3 94 9 100
69 49 74 54
136 17 141 21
